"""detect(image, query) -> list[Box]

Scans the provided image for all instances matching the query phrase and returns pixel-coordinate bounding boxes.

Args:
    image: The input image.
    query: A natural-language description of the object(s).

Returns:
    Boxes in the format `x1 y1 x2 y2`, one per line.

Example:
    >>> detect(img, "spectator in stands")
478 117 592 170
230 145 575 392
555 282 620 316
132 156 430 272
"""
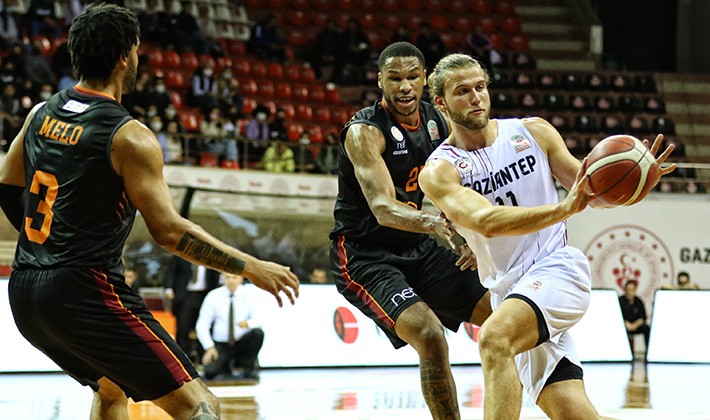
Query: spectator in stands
25 0 62 38
549 114 569 132
511 52 535 70
611 74 632 91
618 280 650 359
196 273 264 381
391 24 413 44
36 82 54 102
150 75 172 116
0 82 22 152
136 0 170 46
308 268 328 284
415 22 446 74
0 0 21 50
174 0 211 55
164 256 221 363
537 73 558 89
316 131 339 175
602 114 625 133
569 94 590 111
512 72 533 89
50 41 73 84
4 43 25 82
662 271 701 290
313 19 340 81
163 120 184 164
268 107 288 141
200 106 239 167
644 96 666 114
246 104 271 162
262 141 295 173
335 18 370 85
195 2 219 55
587 73 607 90
247 14 286 63
519 93 538 110
122 71 152 118
217 69 243 118
465 24 501 70
124 266 138 288
294 131 317 173
594 95 616 112
188 62 219 110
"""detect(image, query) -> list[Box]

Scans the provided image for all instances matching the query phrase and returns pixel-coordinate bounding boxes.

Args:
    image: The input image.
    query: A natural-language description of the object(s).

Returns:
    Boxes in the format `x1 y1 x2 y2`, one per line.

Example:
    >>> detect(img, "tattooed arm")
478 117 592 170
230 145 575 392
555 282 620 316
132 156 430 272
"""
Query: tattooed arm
112 121 299 306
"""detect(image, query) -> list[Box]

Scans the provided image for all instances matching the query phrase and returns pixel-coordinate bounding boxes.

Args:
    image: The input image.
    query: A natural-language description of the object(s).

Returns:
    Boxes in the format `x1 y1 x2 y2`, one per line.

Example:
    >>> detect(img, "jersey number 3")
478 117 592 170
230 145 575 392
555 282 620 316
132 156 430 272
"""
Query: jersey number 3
25 170 58 244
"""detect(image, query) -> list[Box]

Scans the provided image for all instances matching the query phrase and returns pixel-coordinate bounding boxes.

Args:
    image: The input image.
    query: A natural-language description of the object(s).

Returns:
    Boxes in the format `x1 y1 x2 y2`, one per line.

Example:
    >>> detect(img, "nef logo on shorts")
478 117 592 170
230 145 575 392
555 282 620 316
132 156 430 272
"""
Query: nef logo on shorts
390 287 417 307
333 306 359 344
510 134 531 153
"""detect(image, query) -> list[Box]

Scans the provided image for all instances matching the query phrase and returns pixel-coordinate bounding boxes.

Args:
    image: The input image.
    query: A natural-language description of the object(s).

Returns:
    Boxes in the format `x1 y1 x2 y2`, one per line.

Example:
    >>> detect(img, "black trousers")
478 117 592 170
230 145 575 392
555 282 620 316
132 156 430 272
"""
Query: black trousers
628 323 651 351
173 291 208 359
203 328 265 380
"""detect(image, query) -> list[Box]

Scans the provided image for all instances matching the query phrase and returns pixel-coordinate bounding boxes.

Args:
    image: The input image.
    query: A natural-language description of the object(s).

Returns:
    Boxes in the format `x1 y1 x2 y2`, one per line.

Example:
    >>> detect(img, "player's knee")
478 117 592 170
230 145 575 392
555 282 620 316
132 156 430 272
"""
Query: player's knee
410 323 447 354
95 381 127 405
477 322 515 360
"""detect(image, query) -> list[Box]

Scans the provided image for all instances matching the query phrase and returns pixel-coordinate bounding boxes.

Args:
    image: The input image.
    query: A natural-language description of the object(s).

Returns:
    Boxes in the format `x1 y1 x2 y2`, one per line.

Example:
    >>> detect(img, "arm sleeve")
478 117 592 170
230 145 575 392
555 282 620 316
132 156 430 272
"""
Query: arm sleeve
0 183 25 232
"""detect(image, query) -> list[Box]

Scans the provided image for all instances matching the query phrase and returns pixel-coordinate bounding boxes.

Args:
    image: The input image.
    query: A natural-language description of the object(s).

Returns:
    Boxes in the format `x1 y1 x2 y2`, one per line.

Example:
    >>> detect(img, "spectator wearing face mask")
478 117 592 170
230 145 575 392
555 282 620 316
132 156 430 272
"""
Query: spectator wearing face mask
36 83 54 103
245 104 271 163
188 63 219 111
152 76 172 116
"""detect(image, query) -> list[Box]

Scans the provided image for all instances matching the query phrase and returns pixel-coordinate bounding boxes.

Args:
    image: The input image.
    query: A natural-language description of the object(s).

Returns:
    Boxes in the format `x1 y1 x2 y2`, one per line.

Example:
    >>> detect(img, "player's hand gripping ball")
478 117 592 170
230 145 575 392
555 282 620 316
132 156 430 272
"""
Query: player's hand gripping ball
583 135 661 208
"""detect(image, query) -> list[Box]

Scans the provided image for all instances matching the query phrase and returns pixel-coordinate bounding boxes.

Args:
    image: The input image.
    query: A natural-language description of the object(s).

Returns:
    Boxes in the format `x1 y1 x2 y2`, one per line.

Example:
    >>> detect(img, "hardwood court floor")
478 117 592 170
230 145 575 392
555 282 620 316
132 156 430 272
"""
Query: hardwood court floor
1 361 708 419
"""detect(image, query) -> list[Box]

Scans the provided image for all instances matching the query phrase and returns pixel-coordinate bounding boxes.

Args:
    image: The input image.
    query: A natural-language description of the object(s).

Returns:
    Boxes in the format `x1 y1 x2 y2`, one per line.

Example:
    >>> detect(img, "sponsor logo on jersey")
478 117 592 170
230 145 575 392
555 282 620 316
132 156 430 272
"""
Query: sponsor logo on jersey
510 134 531 153
427 120 440 141
62 100 90 113
584 224 672 313
391 126 408 155
526 279 543 291
454 156 474 174
390 287 417 307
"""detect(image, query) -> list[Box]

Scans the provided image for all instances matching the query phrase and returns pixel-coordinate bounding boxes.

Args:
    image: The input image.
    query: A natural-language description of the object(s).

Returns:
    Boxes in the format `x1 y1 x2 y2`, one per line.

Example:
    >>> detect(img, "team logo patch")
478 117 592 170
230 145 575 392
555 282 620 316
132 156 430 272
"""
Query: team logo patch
62 100 90 113
390 126 404 142
427 120 440 141
454 157 473 173
526 279 543 291
584 224 673 314
510 134 531 153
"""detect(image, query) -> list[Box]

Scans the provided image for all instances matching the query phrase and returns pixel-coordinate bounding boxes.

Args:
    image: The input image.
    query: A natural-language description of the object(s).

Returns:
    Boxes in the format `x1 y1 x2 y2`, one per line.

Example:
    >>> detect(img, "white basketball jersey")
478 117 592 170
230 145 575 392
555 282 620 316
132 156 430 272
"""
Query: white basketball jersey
428 119 567 294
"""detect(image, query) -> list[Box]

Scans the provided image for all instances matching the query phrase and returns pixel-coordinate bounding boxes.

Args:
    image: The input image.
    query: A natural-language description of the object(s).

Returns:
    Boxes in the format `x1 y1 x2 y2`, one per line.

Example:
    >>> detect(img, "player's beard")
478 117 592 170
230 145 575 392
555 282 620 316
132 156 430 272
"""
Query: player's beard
447 106 490 131
122 59 137 94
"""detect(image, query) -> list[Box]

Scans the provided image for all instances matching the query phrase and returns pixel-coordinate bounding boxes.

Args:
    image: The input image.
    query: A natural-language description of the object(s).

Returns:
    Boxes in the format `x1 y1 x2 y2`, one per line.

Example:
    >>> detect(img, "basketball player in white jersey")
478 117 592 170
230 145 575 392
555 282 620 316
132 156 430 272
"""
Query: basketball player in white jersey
418 54 676 419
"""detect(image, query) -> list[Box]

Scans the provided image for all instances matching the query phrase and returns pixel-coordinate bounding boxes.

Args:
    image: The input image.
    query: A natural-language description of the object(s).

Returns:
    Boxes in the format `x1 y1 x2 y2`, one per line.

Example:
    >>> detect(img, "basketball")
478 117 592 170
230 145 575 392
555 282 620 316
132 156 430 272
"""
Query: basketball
583 135 661 207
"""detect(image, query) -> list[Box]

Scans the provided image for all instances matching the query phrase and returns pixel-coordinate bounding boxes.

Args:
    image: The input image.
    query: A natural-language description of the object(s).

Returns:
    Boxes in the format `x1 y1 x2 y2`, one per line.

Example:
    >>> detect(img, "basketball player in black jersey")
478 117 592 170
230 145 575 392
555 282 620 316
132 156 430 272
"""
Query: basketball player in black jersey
330 42 492 419
0 4 298 419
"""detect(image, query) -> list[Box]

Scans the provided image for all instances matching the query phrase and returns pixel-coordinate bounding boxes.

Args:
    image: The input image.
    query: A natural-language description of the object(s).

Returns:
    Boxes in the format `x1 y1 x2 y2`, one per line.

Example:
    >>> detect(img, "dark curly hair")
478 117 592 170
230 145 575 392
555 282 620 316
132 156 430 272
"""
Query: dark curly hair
68 3 139 82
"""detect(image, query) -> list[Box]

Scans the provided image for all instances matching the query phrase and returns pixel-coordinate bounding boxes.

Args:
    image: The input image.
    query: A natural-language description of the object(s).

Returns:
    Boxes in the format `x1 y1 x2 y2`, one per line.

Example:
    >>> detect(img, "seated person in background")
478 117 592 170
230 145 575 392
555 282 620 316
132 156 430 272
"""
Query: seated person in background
196 274 264 381
618 280 650 357
246 104 271 162
261 141 295 173
200 106 238 166
662 271 701 290
308 268 328 285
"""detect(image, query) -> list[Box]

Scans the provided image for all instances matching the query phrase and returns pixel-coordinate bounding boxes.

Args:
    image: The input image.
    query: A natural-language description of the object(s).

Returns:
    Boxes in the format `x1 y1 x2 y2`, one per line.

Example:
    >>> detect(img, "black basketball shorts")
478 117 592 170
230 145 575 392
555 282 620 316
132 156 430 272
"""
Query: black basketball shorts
9 266 198 401
331 235 488 348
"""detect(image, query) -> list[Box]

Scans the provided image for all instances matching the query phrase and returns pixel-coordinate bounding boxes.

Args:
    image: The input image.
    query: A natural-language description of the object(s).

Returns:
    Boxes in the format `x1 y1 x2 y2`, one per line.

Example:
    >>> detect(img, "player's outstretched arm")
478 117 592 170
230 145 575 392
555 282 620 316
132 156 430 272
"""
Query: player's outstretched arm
345 123 452 240
112 121 299 306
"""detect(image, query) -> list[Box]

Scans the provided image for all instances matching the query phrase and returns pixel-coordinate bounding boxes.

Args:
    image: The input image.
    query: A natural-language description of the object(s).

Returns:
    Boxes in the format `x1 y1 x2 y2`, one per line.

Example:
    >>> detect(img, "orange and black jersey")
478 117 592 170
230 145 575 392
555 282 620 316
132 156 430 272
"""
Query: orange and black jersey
330 99 449 251
15 86 134 274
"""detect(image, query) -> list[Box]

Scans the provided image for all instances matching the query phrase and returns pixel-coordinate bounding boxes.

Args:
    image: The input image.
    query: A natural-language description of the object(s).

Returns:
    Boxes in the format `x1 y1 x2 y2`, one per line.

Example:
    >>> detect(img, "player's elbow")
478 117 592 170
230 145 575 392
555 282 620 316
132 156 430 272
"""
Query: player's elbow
148 221 186 250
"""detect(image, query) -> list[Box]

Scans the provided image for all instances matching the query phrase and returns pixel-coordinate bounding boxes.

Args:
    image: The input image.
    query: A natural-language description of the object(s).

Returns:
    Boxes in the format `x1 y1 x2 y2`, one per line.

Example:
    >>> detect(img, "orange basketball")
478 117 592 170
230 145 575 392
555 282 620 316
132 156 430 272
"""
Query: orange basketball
583 135 661 207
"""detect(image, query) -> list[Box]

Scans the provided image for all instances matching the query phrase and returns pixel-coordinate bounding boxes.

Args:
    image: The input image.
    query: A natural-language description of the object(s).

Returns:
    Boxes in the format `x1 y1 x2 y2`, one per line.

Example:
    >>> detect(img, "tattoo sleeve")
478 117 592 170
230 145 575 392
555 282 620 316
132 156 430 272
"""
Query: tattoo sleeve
176 233 246 274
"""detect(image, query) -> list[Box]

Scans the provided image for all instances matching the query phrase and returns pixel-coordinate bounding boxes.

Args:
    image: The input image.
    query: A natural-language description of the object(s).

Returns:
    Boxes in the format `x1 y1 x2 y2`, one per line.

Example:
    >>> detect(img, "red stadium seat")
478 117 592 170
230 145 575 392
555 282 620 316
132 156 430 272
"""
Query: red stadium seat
199 55 216 70
32 35 52 56
300 66 316 83
471 0 491 14
335 14 352 28
284 64 301 81
314 0 330 10
240 79 258 96
366 32 385 50
325 85 341 104
170 91 183 109
381 15 400 30
267 62 284 79
215 56 232 73
313 106 331 123
330 108 350 126
163 70 184 89
232 58 251 77
424 0 444 12
407 15 425 31
507 34 530 51
279 103 296 118
381 0 399 11
306 125 324 143
288 29 308 46
313 13 329 27
242 98 257 115
360 14 377 29
180 52 199 71
226 40 245 56
452 16 474 32
179 111 201 133
295 104 313 121
291 11 309 27
257 81 275 97
287 122 304 141
335 0 354 10
402 0 420 12
267 0 286 9
488 33 505 50
478 16 497 34
274 83 292 99
250 62 267 79
309 85 326 103
236 119 249 136
291 0 310 9
450 0 467 14
292 84 309 101
162 51 181 68
360 0 376 12
440 33 458 50
500 16 522 34
264 101 278 116
147 49 163 67
430 15 449 31
494 0 516 16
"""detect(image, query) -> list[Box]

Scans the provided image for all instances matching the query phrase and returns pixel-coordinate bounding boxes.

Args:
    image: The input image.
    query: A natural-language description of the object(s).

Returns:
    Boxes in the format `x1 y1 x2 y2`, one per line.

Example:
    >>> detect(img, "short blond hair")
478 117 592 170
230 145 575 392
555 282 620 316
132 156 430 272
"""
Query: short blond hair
427 54 490 100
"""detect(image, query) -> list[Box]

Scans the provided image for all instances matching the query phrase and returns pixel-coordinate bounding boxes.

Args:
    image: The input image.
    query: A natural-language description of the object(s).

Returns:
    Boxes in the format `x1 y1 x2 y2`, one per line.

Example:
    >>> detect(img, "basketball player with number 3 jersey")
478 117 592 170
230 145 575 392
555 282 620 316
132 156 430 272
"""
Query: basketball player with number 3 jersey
419 53 675 419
